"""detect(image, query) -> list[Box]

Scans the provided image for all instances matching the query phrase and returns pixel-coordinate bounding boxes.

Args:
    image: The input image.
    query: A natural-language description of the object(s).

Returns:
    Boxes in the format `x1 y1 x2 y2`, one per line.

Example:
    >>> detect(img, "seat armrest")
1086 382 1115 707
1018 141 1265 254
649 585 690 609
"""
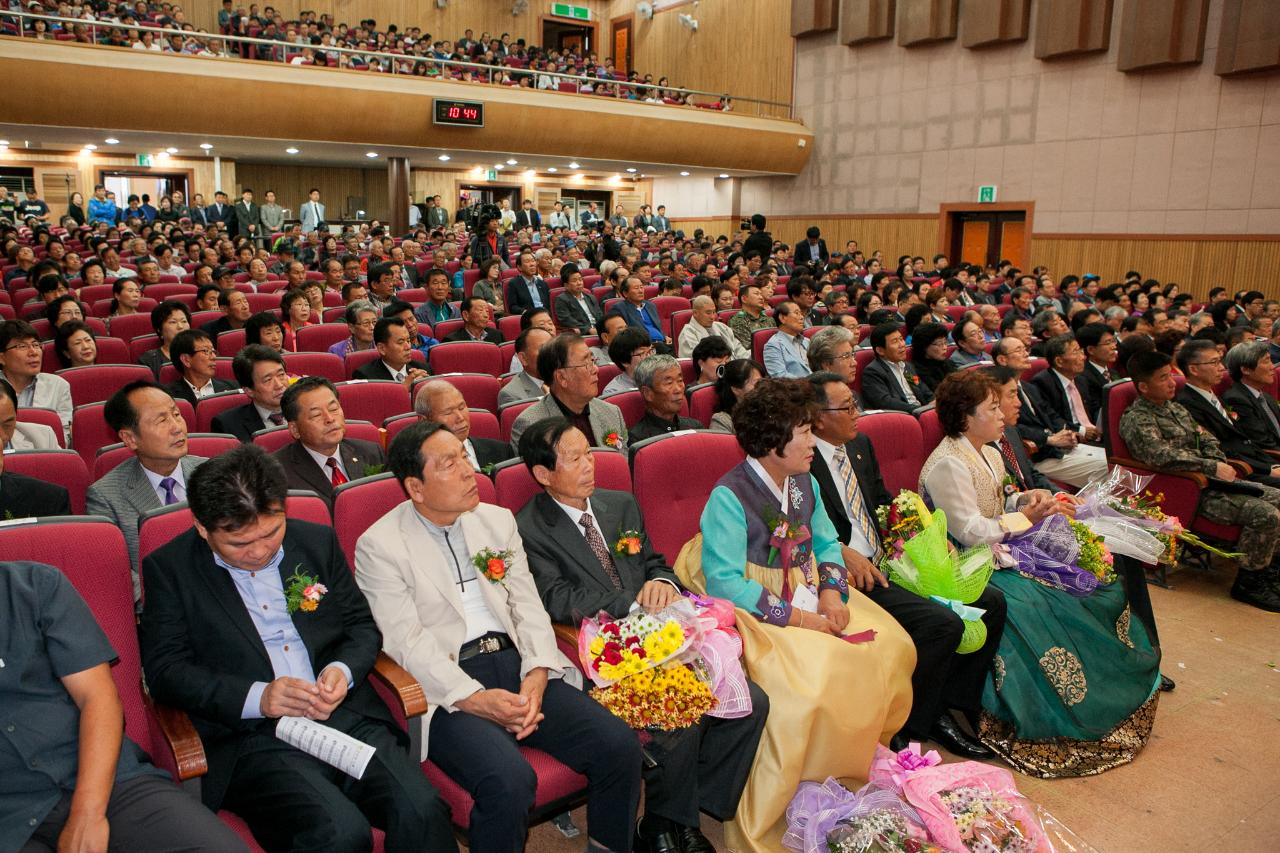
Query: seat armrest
1264 449 1280 461
552 623 580 647
1228 458 1253 476
370 651 428 718
1107 456 1209 488
145 694 208 782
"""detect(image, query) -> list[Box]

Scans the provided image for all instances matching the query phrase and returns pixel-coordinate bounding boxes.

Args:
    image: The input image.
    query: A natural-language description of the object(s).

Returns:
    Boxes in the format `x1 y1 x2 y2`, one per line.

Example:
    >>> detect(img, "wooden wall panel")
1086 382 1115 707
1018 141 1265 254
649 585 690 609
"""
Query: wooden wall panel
0 151 224 211
961 0 1031 48
1215 0 1280 76
1033 0 1114 59
1116 0 1210 72
897 0 959 47
792 0 839 37
840 0 897 46
234 163 389 220
187 1 609 41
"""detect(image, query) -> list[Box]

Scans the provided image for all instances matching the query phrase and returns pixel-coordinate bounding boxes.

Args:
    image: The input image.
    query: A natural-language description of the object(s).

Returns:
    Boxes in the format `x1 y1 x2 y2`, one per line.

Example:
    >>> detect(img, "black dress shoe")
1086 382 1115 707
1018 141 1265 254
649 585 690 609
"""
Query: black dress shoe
677 825 716 853
1159 673 1176 692
636 818 681 853
930 714 994 760
889 732 911 752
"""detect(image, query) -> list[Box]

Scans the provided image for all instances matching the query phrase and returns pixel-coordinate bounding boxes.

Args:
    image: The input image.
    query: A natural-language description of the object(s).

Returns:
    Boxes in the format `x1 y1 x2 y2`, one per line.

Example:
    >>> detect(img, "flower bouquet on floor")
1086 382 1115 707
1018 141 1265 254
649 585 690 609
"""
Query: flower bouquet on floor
576 595 752 730
876 492 995 654
783 777 941 853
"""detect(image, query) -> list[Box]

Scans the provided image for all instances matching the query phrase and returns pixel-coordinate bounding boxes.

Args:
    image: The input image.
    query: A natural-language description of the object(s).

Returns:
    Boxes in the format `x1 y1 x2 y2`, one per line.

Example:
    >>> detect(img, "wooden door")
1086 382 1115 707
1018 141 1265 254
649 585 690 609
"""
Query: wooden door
611 16 633 73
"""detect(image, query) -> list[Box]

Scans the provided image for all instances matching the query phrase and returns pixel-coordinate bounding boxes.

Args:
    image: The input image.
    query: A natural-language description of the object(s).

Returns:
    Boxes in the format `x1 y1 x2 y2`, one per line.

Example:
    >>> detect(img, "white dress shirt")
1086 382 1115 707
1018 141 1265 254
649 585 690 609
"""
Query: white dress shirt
142 462 188 504
886 360 920 405
303 443 348 479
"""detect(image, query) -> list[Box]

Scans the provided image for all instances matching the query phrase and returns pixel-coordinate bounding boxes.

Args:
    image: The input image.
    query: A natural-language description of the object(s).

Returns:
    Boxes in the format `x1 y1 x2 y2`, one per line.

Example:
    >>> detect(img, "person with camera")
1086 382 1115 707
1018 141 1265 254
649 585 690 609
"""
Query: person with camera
468 209 509 269
742 214 772 262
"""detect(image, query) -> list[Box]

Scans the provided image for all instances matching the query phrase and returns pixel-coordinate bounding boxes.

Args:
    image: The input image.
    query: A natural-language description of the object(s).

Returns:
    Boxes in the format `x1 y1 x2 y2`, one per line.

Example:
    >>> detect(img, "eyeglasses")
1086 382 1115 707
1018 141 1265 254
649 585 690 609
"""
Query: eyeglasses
830 351 855 361
4 341 41 353
563 361 596 371
821 403 860 415
1189 359 1222 367
192 347 216 357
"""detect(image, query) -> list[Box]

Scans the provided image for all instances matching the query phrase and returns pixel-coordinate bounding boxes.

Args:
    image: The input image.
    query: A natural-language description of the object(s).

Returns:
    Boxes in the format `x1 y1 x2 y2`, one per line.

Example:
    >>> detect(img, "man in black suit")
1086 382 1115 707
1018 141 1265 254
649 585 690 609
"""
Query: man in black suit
1224 340 1280 451
1028 335 1102 441
554 263 605 335
233 188 262 245
860 323 934 412
506 251 552 317
1177 339 1280 487
442 297 504 344
807 373 1004 760
199 287 253 341
0 446 70 516
351 318 429 386
514 198 541 230
515 418 766 853
213 344 287 442
1075 322 1118 425
271 376 387 509
164 329 236 406
138 445 453 852
413 379 513 472
792 226 829 271
468 215 509 268
205 190 233 231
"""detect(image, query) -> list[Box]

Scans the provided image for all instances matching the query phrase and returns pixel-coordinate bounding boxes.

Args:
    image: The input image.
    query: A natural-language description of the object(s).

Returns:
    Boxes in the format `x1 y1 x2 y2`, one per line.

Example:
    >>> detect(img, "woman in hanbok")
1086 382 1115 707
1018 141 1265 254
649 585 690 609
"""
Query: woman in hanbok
674 378 915 852
919 370 1160 777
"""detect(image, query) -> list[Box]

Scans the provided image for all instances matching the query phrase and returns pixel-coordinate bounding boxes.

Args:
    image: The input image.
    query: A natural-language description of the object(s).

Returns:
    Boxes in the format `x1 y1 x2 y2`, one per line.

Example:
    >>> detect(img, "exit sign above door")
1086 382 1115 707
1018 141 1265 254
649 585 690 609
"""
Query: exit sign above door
551 3 593 20
978 185 998 203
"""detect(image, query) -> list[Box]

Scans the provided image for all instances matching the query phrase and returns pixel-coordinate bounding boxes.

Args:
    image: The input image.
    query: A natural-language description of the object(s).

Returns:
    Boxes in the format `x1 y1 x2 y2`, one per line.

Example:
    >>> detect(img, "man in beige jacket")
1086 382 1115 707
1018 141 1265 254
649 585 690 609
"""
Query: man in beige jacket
354 420 642 853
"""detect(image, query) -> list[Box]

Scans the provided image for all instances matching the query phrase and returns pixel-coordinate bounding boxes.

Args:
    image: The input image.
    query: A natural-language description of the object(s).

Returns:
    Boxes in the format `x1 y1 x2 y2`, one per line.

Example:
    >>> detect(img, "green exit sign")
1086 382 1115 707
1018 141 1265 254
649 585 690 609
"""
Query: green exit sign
135 153 153 167
978 185 998 203
487 169 498 181
551 3 592 20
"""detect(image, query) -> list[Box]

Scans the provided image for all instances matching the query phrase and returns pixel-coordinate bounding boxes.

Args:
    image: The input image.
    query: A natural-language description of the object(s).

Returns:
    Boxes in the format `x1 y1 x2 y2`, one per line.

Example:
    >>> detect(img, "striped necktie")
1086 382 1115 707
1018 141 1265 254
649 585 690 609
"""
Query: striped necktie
833 446 882 562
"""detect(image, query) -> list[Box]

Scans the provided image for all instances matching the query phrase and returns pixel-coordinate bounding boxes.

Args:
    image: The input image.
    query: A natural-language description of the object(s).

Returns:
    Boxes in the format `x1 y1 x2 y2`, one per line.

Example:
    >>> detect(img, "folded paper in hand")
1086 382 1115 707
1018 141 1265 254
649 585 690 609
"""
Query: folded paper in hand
275 716 376 780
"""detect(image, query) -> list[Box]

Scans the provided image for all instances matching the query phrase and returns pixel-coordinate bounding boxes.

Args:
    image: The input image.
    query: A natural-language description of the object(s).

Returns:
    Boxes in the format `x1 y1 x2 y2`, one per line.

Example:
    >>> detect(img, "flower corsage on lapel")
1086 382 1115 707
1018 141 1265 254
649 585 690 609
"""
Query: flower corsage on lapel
472 547 514 584
285 567 327 614
602 429 626 450
613 528 644 556
762 506 810 568
1000 474 1019 499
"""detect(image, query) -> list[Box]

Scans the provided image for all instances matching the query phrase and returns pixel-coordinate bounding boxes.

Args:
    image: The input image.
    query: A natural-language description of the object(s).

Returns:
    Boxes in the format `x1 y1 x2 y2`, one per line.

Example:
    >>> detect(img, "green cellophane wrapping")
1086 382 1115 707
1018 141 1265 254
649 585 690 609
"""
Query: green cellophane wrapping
883 510 995 653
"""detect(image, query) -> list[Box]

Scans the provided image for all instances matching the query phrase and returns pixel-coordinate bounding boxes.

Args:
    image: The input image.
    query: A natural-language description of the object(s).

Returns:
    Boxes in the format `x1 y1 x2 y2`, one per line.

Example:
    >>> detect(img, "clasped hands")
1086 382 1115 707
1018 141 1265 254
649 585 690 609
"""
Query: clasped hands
456 667 548 740
1015 489 1079 523
259 665 348 720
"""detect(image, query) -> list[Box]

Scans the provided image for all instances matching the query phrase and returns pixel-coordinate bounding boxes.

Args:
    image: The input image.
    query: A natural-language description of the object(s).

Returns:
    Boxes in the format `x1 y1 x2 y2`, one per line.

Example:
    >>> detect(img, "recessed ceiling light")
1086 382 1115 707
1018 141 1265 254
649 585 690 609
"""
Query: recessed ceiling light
104 137 119 145
625 167 637 173
366 151 378 158
286 147 299 154
83 144 97 150
200 143 213 150
156 151 170 161
718 173 730 179
494 164 504 170
680 171 690 176
547 167 557 173
165 147 178 154
437 154 450 161
506 158 518 165
568 161 580 169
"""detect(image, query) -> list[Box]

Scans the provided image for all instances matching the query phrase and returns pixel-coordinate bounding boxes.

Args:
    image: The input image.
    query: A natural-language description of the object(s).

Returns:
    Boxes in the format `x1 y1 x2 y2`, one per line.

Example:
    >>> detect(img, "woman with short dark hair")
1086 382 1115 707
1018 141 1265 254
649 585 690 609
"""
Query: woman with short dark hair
708 358 762 433
54 320 98 368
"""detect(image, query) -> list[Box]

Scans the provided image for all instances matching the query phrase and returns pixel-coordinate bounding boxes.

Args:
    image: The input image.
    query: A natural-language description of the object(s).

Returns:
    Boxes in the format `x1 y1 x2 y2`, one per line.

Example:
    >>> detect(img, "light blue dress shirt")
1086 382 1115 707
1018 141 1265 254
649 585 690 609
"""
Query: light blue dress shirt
214 547 351 718
762 331 812 378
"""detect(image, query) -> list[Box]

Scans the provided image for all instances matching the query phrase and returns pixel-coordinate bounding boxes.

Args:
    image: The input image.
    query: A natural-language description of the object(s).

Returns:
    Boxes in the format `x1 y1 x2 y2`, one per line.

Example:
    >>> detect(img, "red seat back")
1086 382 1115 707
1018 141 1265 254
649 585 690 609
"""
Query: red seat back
93 434 240 480
687 383 718 426
381 412 496 445
632 431 745 565
853 349 877 394
195 389 248 432
344 348 425 380
251 419 381 453
71 399 195 467
57 364 155 406
280 351 345 382
595 363 622 395
15 406 66 447
421 373 501 414
138 491 335 565
500 400 537 441
1 449 90 512
857 411 926 496
492 447 630 515
296 323 351 352
917 406 944 454
1022 357 1049 382
335 380 410 426
429 341 504 377
670 309 693 345
751 328 774 368
215 328 247 357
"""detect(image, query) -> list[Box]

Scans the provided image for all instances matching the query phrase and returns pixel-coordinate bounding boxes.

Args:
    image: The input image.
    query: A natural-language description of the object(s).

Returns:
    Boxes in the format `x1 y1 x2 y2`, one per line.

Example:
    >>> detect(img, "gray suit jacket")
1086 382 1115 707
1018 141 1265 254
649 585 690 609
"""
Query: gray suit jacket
85 455 207 597
2 370 72 444
299 199 326 233
497 371 545 407
508 394 627 453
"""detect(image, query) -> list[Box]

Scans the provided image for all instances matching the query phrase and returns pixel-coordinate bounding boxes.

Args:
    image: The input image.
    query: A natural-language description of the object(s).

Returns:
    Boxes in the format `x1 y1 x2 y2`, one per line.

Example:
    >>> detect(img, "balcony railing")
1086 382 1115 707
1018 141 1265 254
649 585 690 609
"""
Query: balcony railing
2 10 794 119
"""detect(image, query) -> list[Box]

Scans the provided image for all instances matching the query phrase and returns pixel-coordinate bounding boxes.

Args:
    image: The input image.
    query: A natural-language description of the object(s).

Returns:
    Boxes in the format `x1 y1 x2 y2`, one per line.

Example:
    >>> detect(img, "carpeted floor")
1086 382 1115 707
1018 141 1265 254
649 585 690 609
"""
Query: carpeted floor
523 563 1280 852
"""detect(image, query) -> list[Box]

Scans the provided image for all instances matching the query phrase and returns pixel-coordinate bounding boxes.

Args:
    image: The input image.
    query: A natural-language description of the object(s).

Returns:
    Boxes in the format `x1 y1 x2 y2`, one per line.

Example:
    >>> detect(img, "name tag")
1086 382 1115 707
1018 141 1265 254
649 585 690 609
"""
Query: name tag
791 584 819 613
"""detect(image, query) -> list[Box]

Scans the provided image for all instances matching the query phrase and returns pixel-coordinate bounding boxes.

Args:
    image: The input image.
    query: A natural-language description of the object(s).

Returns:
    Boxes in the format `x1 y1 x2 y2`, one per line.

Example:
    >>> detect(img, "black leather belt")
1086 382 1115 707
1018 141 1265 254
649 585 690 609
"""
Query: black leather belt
458 632 513 661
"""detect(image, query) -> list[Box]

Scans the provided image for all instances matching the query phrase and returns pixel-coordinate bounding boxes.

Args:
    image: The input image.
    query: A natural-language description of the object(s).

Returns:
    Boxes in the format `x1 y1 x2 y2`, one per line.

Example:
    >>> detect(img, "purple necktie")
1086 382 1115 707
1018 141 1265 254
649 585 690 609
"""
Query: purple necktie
159 476 179 506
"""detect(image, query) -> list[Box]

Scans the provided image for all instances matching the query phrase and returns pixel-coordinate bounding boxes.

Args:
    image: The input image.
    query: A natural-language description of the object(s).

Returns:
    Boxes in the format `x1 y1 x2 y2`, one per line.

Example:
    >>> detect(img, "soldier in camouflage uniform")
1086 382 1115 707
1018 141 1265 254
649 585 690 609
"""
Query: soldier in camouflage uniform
728 283 776 352
1119 351 1280 611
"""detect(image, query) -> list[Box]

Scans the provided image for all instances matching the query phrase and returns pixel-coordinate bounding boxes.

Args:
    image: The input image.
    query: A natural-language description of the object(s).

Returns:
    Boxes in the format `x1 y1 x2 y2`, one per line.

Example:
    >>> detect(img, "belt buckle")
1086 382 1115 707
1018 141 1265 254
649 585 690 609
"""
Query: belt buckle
479 636 499 654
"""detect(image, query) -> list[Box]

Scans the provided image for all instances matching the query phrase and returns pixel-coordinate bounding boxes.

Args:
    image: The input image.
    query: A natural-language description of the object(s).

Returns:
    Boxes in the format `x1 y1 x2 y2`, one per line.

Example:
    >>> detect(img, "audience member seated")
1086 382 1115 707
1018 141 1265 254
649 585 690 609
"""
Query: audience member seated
920 371 1160 776
1022 335 1108 487
499 327 552 406
353 420 642 853
109 278 143 317
861 322 934 412
1075 322 1119 424
554 263 605 336
471 256 507 316
728 284 775 353
352 317 430 387
509 334 628 451
679 295 748 360
0 384 70 515
200 287 252 340
611 275 671 350
1223 340 1280 451
243 310 286 352
949 317 993 368
691 335 732 386
414 379 513 472
708 358 764 433
0 319 73 443
365 261 399 312
443 297 504 344
674 378 914 852
139 300 192 380
602 328 653 396
1175 339 1280 488
165 329 236 405
329 300 380 358
628 354 703 443
4 560 245 853
86 381 208 595
985 366 1058 494
807 371 1004 758
45 293 85 329
1121 351 1280 611
279 287 313 351
506 251 553 317
515 417 767 852
137 445 454 852
805 325 856 387
761 301 811 379
415 268 461 329
53 320 98 369
591 314 628 366
0 377 58 451
213 345 288 442
907 322 955 395
272 376 386 509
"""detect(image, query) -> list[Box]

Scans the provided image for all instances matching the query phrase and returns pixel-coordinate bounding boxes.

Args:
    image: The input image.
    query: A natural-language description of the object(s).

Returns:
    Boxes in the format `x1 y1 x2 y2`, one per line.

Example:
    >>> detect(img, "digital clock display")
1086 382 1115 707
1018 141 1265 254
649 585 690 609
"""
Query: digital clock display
433 99 484 127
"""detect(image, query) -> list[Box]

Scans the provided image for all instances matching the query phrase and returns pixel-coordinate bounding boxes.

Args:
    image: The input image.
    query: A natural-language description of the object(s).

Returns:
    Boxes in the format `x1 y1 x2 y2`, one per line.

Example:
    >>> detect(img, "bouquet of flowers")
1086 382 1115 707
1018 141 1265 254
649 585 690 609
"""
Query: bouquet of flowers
783 778 939 853
876 492 994 654
935 786 1038 852
1069 520 1115 584
577 597 751 730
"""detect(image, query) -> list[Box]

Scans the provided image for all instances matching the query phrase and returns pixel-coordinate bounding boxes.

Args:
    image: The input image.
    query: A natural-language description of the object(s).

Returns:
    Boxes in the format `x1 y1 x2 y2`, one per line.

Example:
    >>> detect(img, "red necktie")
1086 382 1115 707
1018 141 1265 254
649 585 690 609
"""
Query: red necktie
998 436 1026 489
326 458 348 487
